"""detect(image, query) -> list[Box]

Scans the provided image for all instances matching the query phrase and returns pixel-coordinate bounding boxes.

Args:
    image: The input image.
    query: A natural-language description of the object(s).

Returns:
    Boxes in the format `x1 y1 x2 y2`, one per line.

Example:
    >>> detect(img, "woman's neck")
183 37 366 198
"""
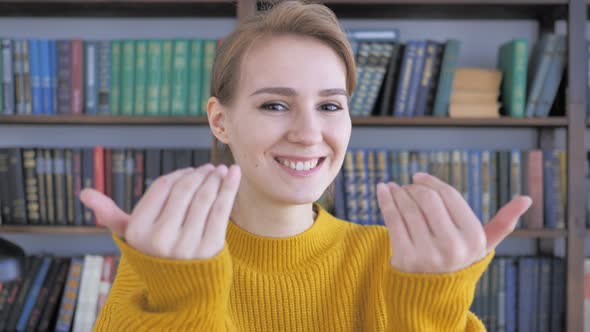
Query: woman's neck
229 189 316 238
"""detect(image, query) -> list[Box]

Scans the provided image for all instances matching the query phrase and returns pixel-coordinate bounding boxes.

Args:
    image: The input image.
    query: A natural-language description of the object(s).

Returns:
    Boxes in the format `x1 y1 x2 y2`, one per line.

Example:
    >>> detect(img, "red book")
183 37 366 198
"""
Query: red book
523 150 544 229
70 39 84 115
93 146 105 195
105 148 112 199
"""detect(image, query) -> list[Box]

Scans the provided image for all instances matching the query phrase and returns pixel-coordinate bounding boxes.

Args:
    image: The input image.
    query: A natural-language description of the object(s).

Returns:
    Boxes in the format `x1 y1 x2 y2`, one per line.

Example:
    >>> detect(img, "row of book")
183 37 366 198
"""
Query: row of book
0 254 118 332
347 29 567 118
472 256 565 332
0 38 218 117
0 254 566 332
0 147 210 226
332 149 567 229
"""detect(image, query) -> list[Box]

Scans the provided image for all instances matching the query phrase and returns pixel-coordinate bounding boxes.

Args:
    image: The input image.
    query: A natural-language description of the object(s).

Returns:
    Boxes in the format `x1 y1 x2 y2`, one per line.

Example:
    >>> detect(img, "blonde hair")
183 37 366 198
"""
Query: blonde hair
210 0 357 105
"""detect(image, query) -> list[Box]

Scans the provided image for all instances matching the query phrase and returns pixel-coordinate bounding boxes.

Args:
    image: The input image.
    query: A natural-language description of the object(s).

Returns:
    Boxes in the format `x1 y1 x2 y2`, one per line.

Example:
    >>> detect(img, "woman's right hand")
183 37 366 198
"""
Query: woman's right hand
79 164 241 260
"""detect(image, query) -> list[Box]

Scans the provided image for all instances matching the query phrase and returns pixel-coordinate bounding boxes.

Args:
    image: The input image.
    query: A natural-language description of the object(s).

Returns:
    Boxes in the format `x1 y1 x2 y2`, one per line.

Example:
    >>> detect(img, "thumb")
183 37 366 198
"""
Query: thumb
79 188 130 238
484 195 533 252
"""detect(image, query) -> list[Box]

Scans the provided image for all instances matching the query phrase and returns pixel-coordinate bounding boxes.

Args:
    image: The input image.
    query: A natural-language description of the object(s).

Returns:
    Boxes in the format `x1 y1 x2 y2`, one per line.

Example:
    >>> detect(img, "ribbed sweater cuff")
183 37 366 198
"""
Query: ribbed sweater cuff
384 250 494 331
112 234 233 312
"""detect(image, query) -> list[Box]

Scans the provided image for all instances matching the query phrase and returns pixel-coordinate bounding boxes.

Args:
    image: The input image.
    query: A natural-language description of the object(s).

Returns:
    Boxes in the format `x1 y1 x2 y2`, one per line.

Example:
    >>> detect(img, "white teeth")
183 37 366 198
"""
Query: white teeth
296 161 304 171
277 157 321 171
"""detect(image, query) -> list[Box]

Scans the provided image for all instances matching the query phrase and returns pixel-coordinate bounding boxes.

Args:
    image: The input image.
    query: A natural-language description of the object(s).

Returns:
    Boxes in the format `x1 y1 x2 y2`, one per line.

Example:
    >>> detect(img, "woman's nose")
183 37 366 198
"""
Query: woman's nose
286 109 322 145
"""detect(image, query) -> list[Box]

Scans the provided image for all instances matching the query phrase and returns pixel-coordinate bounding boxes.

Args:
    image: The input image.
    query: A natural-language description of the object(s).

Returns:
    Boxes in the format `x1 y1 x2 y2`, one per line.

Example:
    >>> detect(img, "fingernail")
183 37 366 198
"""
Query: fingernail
377 183 387 191
413 172 428 181
217 164 229 175
388 182 400 190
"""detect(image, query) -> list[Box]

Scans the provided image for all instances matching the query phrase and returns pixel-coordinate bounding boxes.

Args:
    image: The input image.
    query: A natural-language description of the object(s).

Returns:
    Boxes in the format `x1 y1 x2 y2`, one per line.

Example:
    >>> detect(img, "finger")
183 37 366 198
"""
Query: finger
128 167 196 233
404 184 459 241
376 182 413 251
390 183 434 245
485 196 532 252
198 165 241 258
412 172 478 231
79 188 129 238
179 165 228 257
153 164 216 230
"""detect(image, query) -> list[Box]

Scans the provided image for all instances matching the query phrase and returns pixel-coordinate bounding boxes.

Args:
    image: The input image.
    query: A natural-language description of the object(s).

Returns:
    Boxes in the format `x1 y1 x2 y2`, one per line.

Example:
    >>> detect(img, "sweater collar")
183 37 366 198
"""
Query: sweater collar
226 204 346 274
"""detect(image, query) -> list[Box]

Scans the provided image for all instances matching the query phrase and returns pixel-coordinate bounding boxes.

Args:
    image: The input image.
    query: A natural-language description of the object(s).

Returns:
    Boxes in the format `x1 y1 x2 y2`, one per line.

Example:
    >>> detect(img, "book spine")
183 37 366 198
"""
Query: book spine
22 38 32 114
73 148 84 225
525 35 556 117
85 41 98 115
0 149 11 222
111 149 126 210
53 148 67 225
37 258 70 331
405 40 427 117
44 149 55 224
543 149 556 229
159 40 173 116
97 40 111 115
50 40 58 114
171 39 189 116
432 39 461 117
414 40 439 116
110 40 122 115
393 41 416 117
57 40 71 115
146 40 162 116
25 258 59 330
16 256 52 331
29 39 42 115
13 39 25 114
201 39 217 116
511 39 528 118
188 39 203 116
70 39 84 115
132 150 144 208
124 150 134 213
378 43 402 116
55 257 83 332
9 148 27 224
82 148 95 225
65 149 75 225
134 40 148 116
23 148 40 225
481 150 491 224
2 39 14 114
536 35 567 117
121 40 136 116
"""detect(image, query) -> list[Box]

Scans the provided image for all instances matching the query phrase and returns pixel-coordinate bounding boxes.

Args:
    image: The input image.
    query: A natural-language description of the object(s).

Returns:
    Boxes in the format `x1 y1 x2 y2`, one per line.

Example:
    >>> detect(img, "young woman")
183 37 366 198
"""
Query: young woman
80 1 532 330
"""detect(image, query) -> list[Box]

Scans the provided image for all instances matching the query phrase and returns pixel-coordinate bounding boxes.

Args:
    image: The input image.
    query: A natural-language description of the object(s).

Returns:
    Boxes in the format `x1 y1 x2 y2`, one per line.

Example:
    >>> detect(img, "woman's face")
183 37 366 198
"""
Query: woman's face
222 34 351 206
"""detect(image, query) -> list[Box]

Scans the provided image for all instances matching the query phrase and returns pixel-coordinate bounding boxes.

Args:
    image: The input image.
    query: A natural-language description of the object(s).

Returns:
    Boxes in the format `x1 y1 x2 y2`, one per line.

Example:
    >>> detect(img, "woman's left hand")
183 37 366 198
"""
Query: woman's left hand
376 172 532 274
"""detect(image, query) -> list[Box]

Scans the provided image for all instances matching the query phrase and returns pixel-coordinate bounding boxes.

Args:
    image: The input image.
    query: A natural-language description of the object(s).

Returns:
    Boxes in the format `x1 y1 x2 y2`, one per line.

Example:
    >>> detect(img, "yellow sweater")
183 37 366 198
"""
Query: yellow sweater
94 204 493 331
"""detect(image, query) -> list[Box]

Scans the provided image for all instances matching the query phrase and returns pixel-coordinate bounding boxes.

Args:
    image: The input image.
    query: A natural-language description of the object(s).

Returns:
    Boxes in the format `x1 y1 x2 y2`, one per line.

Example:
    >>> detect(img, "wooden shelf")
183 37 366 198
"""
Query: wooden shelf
0 0 237 17
0 114 210 125
0 115 568 127
510 229 567 238
351 116 568 127
322 0 567 19
0 225 110 234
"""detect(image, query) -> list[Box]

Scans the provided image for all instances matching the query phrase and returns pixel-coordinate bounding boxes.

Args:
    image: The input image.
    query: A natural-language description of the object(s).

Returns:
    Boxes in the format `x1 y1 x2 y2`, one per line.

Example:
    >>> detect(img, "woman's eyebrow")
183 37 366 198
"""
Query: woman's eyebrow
250 87 347 97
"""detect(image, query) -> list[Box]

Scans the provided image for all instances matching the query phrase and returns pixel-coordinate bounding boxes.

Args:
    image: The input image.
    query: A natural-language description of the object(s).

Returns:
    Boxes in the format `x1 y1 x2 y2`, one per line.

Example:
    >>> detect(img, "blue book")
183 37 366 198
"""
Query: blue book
39 39 51 115
85 41 98 115
354 149 371 225
414 40 442 116
28 39 42 115
536 34 567 117
525 34 556 117
543 150 556 228
16 256 52 331
550 258 565 332
49 40 57 114
518 258 534 331
375 150 390 225
392 41 417 117
468 150 482 221
537 258 552 332
505 258 517 332
343 151 358 224
405 40 427 117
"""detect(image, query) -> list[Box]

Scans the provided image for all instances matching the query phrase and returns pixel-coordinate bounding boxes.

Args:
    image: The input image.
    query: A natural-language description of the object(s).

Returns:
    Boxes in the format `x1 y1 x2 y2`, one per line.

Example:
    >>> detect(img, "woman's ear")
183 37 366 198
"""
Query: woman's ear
207 96 230 144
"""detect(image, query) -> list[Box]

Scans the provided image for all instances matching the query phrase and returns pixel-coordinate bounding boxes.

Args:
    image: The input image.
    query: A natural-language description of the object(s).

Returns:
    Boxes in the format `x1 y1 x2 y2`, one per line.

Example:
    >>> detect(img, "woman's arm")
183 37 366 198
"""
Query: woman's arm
93 236 235 332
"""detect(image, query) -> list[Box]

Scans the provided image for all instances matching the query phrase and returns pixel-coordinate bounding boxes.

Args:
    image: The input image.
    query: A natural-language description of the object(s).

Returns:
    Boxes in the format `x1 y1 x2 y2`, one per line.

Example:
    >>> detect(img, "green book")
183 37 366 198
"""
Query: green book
134 40 148 116
109 40 122 115
201 39 217 116
146 40 162 116
159 39 173 116
120 40 136 116
188 39 203 116
171 39 189 116
432 39 461 117
497 38 528 118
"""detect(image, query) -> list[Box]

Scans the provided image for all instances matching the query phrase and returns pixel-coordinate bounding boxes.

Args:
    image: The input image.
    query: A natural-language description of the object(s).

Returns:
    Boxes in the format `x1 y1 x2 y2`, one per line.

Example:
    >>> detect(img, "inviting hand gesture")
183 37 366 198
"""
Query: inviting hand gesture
79 164 241 260
376 172 532 274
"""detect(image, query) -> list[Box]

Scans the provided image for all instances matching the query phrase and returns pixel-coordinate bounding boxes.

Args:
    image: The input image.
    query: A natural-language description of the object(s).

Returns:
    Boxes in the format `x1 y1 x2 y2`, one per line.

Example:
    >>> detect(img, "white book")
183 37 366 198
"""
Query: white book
73 255 104 332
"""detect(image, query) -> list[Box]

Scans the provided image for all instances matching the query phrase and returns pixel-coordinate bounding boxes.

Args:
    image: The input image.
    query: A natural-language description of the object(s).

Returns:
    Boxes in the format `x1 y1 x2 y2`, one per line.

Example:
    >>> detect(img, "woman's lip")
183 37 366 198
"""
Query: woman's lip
275 157 325 176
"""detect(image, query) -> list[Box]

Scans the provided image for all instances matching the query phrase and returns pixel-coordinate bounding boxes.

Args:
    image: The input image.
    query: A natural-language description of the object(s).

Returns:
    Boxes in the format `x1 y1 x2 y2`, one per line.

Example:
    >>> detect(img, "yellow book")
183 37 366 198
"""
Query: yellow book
449 102 500 118
452 67 502 92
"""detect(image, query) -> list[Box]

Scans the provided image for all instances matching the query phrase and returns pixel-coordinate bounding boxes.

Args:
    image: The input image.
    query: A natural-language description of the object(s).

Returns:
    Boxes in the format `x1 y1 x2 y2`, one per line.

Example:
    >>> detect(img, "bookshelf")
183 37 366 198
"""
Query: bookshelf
0 0 586 331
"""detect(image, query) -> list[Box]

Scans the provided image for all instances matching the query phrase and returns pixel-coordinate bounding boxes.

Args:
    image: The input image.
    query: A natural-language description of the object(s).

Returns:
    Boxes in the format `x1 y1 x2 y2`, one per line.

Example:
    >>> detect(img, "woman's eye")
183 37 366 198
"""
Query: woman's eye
260 103 288 112
320 103 343 112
